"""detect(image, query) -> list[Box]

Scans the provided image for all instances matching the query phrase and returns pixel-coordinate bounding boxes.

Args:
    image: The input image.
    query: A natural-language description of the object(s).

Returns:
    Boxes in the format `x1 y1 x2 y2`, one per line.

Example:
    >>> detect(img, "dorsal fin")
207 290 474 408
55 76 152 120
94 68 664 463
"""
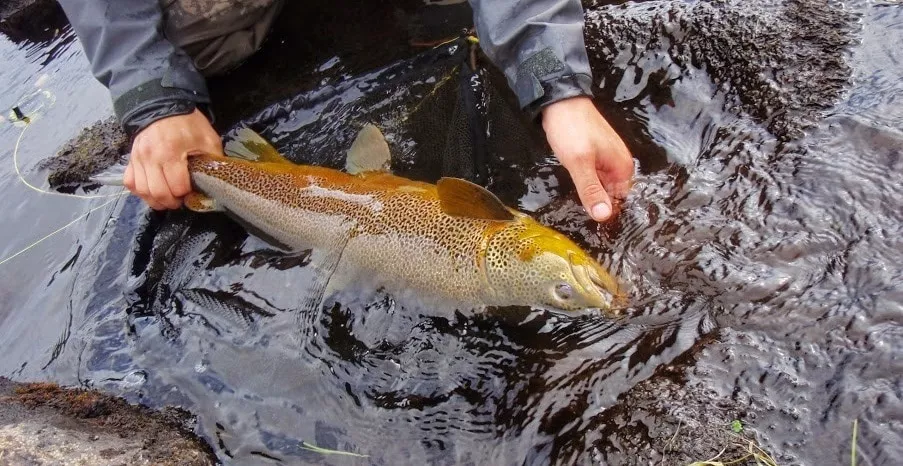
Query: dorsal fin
437 177 515 221
224 127 292 164
345 123 391 174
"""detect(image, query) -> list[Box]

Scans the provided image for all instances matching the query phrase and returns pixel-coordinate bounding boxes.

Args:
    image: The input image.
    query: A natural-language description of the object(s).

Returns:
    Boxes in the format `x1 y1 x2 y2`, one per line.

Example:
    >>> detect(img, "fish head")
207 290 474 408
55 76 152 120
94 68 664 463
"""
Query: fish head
484 217 622 317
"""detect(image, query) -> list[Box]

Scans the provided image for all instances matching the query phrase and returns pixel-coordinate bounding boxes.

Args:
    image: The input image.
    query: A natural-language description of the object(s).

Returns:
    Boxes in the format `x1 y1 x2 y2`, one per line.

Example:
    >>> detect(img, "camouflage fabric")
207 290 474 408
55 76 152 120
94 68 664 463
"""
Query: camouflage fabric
160 0 283 76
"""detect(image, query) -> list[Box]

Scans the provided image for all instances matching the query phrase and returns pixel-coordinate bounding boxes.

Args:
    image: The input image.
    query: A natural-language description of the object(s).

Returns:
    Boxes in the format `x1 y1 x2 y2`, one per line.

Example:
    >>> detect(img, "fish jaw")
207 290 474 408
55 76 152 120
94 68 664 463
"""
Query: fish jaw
481 217 622 315
567 254 621 315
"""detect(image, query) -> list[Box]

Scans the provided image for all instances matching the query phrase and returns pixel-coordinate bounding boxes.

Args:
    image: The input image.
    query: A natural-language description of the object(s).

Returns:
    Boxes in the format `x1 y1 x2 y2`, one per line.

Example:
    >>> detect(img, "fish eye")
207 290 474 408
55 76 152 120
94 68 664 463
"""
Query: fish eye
554 283 573 301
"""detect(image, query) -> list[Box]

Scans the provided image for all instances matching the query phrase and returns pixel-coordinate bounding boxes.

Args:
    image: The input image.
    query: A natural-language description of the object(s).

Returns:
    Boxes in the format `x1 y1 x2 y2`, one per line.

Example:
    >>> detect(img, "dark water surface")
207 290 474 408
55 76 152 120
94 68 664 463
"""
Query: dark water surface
1 1 901 464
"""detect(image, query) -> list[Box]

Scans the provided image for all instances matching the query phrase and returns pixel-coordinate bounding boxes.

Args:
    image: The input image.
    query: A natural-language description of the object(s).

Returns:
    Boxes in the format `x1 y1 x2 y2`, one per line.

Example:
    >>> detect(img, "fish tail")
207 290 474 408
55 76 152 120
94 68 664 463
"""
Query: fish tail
88 163 127 186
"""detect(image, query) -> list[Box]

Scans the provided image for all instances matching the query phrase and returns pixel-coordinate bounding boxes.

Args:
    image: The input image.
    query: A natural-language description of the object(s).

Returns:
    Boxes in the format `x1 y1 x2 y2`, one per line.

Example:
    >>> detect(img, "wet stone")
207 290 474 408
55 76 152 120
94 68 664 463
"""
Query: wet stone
593 366 771 465
0 0 68 43
39 117 129 189
0 377 215 466
585 0 855 143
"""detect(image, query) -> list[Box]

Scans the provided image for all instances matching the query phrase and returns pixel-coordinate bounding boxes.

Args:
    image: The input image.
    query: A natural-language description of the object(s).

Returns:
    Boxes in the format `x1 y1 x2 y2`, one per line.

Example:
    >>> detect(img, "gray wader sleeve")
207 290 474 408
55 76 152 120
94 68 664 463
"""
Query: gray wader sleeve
58 0 281 138
468 0 594 117
58 0 212 137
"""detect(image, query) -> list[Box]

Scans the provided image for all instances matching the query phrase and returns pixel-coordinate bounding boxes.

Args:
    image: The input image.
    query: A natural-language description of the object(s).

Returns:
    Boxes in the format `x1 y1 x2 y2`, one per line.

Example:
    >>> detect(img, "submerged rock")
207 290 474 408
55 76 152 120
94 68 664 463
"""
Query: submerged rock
592 359 768 465
585 0 854 143
0 0 69 43
0 377 215 465
40 117 128 189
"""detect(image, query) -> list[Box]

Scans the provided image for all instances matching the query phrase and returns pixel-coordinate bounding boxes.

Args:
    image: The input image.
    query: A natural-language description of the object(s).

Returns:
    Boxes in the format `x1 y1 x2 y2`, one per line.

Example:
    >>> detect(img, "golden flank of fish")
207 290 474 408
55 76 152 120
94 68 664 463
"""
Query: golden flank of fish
183 125 622 315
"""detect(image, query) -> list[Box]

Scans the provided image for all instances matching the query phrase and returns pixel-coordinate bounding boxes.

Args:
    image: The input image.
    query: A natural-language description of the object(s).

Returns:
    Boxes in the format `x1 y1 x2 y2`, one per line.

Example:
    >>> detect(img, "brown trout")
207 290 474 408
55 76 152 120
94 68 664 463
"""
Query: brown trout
180 125 621 314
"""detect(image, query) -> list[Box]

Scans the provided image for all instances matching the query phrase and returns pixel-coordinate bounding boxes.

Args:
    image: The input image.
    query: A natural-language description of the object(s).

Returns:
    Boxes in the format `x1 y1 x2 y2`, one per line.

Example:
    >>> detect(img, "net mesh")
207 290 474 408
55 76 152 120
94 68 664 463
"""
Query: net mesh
232 36 550 203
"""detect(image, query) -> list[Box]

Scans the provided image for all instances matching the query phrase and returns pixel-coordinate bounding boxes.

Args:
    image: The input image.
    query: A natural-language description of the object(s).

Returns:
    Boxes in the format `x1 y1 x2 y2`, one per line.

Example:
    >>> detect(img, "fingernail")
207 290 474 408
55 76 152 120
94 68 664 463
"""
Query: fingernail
591 203 611 220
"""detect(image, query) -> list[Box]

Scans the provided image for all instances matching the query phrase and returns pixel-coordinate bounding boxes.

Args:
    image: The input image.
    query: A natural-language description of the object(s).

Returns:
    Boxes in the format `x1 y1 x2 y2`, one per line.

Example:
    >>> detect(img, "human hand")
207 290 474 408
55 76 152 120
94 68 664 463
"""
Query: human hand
541 96 634 221
124 109 223 210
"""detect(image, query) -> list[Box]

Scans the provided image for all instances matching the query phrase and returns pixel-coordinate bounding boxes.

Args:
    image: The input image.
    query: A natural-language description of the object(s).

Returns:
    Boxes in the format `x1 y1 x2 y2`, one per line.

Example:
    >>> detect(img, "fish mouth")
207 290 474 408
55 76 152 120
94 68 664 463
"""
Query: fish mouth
568 252 620 315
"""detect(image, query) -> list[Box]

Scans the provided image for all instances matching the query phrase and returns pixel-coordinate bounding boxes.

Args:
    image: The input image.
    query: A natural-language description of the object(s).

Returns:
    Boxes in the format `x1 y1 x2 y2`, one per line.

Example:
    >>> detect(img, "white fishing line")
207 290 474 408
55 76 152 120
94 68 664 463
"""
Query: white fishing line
1 88 129 268
0 196 121 267
12 116 125 200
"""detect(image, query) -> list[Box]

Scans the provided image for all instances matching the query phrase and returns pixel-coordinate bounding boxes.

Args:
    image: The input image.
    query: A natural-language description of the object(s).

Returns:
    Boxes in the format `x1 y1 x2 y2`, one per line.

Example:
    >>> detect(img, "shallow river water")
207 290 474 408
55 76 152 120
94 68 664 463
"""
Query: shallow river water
1 1 901 464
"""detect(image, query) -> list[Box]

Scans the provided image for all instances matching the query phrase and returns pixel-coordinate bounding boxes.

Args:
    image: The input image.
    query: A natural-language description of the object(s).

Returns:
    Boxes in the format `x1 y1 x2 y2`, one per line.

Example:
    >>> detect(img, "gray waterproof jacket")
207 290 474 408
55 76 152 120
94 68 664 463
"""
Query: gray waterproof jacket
58 0 594 137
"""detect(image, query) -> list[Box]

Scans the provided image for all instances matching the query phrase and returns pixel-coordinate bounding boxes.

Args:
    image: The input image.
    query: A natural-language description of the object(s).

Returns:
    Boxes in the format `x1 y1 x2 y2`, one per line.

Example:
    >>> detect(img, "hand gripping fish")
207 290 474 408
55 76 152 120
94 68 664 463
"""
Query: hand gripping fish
103 125 623 315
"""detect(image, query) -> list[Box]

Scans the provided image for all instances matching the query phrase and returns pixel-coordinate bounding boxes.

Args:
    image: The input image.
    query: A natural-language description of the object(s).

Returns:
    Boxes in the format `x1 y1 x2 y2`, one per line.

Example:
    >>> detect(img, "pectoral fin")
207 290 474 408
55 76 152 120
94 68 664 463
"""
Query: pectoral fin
296 232 351 349
437 177 515 221
225 127 293 164
184 192 222 212
346 123 391 174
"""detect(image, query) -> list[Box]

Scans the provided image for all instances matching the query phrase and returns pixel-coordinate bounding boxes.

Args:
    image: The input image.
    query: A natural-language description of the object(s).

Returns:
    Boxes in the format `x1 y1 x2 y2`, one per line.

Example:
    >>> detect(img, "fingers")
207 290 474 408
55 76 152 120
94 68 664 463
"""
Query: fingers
124 109 222 210
129 143 181 210
123 161 135 191
596 134 635 201
162 160 192 199
131 160 161 210
145 164 180 210
541 97 636 222
564 154 614 222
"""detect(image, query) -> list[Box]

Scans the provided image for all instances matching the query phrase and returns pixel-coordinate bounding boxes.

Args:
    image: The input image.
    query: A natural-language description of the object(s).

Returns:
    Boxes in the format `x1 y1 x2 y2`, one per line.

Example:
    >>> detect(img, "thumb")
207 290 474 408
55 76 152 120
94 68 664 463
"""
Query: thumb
565 160 613 221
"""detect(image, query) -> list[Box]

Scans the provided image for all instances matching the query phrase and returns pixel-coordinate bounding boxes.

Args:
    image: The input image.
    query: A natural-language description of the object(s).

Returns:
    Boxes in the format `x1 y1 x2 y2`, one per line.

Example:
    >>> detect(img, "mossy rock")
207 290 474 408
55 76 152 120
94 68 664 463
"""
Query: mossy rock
40 117 129 189
0 377 216 465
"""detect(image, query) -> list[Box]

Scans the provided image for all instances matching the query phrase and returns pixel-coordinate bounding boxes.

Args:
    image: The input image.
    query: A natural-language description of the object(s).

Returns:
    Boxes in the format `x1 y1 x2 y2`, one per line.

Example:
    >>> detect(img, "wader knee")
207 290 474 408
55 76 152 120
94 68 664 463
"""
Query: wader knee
160 0 284 76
